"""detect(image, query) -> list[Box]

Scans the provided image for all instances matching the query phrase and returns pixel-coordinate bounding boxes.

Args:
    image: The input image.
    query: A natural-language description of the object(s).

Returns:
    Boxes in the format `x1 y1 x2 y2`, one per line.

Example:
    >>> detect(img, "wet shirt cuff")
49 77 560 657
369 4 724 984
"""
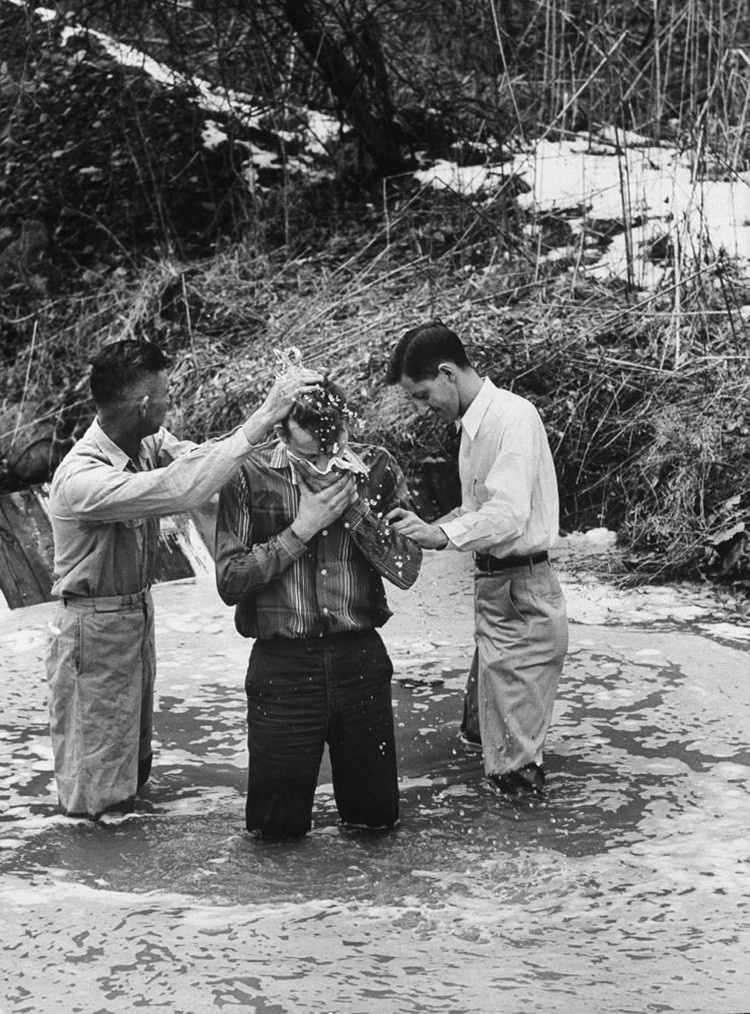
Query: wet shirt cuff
277 526 309 560
342 497 369 531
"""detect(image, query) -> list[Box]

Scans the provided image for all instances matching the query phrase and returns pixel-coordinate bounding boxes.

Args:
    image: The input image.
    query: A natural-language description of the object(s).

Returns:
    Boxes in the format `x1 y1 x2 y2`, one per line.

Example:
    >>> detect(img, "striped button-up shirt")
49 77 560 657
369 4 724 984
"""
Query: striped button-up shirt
215 439 422 639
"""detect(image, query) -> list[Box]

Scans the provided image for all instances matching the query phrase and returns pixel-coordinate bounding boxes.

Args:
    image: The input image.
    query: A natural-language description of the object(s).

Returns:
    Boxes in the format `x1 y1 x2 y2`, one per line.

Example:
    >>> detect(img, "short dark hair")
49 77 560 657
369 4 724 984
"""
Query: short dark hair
386 319 470 384
90 340 169 406
282 377 350 454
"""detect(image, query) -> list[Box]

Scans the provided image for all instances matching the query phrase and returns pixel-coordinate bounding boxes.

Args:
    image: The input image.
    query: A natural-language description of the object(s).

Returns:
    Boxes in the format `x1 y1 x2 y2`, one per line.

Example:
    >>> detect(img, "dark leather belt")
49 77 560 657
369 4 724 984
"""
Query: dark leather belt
62 589 150 611
474 551 548 573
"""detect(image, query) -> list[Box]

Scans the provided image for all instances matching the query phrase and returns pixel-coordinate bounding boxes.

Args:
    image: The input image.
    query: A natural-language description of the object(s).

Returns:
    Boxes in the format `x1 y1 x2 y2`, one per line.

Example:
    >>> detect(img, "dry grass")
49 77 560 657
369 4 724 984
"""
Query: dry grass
3 226 750 583
3 0 750 578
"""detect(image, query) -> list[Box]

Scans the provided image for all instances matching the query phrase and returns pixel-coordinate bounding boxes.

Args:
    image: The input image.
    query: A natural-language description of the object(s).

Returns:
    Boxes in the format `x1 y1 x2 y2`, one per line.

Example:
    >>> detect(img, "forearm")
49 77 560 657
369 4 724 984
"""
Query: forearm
440 501 526 552
241 408 276 447
215 525 307 604
60 428 260 523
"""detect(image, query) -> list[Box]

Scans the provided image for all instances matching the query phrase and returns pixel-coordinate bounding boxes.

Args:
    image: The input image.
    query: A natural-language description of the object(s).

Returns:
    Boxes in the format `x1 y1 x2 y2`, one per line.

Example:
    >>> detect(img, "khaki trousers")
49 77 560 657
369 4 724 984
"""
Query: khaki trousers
463 561 567 775
46 590 155 818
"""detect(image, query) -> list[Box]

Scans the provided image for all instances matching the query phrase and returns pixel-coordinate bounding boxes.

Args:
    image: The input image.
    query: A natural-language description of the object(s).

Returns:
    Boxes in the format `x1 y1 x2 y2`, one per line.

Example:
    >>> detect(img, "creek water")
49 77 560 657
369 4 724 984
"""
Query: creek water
1 551 749 1014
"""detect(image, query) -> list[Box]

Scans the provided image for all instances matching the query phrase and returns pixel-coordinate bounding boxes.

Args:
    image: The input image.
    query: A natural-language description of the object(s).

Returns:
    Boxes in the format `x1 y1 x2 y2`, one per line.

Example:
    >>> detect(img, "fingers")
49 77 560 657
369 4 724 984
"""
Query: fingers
303 475 354 527
389 518 411 533
295 368 323 384
295 470 312 492
325 473 356 503
327 476 357 514
390 514 421 537
386 507 410 523
262 369 324 422
288 369 323 399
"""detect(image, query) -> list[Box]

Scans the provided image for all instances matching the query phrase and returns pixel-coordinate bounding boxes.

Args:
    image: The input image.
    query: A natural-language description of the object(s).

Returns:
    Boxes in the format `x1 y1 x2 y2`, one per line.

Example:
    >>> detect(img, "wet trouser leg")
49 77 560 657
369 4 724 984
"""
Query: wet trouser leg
46 590 155 819
245 630 399 838
460 649 481 742
327 631 398 828
468 562 567 776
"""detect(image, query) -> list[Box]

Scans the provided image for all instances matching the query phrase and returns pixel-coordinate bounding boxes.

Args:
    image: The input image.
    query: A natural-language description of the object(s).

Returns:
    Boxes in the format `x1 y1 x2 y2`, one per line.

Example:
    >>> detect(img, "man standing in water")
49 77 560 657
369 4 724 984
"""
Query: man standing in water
46 338 322 820
215 377 422 838
386 320 567 797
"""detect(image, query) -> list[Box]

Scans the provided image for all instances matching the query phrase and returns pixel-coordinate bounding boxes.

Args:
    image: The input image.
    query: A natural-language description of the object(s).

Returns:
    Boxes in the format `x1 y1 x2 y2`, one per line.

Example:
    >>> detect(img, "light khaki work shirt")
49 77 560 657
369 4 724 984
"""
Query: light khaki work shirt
49 419 255 598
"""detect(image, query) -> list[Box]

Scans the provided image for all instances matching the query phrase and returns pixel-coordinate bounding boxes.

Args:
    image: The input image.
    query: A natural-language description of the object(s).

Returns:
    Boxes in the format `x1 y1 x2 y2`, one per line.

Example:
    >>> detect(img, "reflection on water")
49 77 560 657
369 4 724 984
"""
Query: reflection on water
2 581 750 1013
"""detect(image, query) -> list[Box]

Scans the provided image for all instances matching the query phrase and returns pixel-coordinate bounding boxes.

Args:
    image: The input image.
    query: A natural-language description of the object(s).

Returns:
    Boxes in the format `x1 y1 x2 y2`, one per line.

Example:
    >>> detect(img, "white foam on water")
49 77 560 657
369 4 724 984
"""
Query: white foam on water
3 567 750 1008
699 621 750 642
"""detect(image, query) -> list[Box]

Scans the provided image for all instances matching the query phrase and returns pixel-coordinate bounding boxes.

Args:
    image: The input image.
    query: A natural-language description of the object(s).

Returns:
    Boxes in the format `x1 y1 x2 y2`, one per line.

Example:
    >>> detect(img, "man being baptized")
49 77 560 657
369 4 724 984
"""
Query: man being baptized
215 374 422 838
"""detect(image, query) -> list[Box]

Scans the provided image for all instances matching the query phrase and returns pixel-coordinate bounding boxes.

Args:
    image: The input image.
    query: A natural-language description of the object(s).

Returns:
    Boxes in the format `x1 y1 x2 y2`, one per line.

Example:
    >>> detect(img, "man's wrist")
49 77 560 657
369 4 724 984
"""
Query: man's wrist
433 526 449 550
278 525 310 559
342 497 367 528
241 409 274 446
290 519 315 543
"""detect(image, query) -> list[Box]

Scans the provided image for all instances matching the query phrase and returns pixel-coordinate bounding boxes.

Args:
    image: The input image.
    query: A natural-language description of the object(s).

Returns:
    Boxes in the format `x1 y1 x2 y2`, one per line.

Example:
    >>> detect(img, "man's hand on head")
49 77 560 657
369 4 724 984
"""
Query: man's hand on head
240 368 324 446
386 508 449 549
258 368 324 426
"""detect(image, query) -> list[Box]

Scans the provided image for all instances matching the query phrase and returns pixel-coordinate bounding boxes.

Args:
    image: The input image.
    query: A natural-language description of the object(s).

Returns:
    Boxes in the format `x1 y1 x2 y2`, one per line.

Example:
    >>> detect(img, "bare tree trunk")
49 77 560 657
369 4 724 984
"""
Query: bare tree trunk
279 0 405 175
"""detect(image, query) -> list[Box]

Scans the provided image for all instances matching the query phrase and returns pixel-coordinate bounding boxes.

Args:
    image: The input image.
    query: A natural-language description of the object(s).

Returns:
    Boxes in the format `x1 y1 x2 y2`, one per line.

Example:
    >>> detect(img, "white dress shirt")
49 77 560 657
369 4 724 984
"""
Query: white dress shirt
439 378 559 557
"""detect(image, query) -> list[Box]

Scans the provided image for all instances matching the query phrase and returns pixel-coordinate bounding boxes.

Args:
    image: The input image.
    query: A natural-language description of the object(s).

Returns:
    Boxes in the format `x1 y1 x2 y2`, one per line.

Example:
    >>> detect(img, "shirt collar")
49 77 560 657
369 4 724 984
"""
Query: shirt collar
459 377 497 440
90 417 135 470
270 441 290 470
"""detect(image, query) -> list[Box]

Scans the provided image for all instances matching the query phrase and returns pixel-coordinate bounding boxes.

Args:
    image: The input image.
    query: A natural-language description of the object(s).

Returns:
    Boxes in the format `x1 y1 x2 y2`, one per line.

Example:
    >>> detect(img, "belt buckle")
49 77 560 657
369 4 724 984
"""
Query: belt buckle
474 552 490 573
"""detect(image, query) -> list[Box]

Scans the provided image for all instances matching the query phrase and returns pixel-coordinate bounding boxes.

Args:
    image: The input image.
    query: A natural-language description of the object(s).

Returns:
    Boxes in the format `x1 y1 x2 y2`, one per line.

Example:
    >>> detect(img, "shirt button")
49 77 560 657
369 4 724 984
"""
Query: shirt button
322 529 328 536
344 522 350 529
322 607 329 614
320 568 328 575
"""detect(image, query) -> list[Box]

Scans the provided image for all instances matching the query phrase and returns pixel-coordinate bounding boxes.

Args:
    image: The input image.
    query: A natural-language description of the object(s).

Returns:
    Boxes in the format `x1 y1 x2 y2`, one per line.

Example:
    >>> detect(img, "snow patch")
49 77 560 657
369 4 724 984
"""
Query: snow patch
417 135 750 288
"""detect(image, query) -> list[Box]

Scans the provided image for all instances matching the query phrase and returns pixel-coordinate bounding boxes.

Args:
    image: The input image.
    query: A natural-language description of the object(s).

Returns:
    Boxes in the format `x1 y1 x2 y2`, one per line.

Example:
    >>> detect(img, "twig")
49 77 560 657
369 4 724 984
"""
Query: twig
11 319 38 457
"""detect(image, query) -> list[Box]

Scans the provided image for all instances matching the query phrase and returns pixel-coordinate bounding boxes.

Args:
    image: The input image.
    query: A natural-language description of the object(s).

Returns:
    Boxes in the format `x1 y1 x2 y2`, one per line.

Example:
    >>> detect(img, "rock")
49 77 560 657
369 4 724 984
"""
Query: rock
0 403 56 483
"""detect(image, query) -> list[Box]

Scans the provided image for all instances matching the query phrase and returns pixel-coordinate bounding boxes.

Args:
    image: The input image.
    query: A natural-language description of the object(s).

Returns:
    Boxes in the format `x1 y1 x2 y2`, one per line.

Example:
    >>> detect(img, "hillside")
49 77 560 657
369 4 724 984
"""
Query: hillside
2 0 750 582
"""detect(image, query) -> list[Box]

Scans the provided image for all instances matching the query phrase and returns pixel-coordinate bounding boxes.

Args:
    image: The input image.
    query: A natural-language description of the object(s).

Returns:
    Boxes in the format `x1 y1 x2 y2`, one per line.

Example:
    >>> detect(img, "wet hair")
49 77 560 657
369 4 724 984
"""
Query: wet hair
282 377 350 455
386 319 471 384
90 340 169 407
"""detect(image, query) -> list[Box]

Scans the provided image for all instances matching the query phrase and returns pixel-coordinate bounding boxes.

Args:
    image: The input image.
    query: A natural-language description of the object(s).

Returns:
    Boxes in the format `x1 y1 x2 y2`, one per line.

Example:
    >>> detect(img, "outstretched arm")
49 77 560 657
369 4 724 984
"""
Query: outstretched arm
57 370 325 524
239 368 323 445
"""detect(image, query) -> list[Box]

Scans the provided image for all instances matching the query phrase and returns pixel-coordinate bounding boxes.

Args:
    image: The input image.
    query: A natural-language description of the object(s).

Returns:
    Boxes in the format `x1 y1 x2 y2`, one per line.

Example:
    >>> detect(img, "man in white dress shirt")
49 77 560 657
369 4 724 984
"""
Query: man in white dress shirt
386 320 568 796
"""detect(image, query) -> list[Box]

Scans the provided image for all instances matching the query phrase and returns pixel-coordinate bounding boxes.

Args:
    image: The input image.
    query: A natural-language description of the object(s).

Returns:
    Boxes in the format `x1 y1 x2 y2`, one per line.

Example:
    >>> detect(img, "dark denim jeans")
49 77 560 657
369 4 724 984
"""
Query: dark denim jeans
245 629 399 838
